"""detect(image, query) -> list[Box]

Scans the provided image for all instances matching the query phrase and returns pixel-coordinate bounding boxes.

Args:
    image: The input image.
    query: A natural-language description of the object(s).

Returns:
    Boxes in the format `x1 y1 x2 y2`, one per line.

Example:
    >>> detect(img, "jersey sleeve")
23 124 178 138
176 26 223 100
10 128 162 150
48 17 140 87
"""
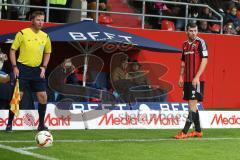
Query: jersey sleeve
181 43 185 61
199 39 208 58
44 35 52 54
11 31 23 51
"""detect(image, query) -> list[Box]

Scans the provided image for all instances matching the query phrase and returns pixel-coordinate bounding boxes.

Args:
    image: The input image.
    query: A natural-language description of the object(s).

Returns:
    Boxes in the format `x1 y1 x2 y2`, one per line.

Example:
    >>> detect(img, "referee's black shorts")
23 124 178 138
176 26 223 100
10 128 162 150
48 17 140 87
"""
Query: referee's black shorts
183 81 204 102
17 63 46 92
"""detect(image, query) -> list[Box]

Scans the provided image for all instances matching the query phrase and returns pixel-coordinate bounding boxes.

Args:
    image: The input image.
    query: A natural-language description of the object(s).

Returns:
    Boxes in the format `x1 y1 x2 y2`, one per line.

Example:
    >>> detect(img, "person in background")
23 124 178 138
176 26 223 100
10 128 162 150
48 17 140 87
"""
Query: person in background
111 56 133 103
223 20 238 34
0 49 10 83
128 60 167 102
0 49 13 109
198 21 211 33
87 0 111 20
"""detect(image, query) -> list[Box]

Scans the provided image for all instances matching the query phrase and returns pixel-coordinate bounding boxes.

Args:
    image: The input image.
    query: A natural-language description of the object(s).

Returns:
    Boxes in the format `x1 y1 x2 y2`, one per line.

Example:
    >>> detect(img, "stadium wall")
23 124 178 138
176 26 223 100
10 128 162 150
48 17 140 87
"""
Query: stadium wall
0 20 240 109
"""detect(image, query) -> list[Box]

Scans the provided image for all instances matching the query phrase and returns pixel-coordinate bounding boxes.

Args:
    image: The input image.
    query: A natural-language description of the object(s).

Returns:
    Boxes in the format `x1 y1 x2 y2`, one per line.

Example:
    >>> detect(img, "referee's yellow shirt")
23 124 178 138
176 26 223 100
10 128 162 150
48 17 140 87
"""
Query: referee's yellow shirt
11 28 52 67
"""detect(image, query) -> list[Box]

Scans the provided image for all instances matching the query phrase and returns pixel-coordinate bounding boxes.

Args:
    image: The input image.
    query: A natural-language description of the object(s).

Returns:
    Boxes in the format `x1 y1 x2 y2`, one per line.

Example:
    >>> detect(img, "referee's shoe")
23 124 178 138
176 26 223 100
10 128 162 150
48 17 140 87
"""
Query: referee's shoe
5 124 12 133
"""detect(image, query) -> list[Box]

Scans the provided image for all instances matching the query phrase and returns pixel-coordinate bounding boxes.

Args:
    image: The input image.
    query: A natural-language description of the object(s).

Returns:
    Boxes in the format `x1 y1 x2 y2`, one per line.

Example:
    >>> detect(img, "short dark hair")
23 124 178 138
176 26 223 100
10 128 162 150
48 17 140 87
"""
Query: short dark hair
186 22 198 30
30 11 45 20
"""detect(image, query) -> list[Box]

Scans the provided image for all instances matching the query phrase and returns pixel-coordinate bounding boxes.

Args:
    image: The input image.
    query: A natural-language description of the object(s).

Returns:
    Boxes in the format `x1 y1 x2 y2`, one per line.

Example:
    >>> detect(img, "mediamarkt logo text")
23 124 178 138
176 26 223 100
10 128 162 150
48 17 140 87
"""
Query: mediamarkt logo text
211 114 240 125
98 113 180 126
0 113 71 127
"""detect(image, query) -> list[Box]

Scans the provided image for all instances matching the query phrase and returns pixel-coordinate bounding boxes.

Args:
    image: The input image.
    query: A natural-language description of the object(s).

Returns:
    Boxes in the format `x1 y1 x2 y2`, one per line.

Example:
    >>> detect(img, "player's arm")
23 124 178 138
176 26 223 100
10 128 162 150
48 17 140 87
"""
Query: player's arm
179 48 185 88
178 61 185 87
194 58 208 81
192 40 208 86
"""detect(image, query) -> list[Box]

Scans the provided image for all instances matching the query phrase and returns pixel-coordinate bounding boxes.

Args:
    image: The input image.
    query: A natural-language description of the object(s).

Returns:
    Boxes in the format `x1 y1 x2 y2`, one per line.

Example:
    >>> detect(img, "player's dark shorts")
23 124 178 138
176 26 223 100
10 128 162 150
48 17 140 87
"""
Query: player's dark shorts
183 81 204 102
17 62 46 92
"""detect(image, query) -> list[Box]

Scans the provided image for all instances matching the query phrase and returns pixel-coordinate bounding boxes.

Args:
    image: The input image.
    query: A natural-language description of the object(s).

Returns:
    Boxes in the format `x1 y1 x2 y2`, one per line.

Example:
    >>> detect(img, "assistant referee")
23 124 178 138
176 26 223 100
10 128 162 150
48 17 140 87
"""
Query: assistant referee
6 11 52 132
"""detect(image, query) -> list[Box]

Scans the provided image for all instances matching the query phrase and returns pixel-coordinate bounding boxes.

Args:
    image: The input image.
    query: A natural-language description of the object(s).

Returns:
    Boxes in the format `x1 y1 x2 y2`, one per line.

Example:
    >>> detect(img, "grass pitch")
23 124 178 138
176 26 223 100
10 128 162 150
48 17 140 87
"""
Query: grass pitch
0 129 239 160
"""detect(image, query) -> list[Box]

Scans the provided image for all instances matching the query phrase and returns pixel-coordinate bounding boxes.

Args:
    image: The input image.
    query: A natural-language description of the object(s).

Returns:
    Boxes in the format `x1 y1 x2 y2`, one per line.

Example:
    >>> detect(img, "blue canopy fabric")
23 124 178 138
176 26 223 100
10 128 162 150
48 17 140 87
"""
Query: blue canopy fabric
0 20 181 53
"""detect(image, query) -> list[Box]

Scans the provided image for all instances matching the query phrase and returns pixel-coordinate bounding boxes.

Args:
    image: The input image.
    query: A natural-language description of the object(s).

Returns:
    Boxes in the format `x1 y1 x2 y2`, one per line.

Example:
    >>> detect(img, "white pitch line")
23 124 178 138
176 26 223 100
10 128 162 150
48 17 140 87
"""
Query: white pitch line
20 146 39 150
1 137 240 143
0 144 58 160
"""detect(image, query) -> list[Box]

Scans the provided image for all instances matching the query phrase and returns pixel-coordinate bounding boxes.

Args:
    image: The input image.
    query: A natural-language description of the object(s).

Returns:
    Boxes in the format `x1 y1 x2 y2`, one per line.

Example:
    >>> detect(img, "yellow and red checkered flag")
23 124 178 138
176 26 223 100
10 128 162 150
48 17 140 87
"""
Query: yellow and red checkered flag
10 79 20 117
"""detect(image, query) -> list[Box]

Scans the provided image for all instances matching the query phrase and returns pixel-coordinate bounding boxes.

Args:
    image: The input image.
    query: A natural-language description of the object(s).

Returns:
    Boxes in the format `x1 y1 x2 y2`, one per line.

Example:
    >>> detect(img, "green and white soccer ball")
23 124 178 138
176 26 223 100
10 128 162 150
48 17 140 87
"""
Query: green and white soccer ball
35 131 53 147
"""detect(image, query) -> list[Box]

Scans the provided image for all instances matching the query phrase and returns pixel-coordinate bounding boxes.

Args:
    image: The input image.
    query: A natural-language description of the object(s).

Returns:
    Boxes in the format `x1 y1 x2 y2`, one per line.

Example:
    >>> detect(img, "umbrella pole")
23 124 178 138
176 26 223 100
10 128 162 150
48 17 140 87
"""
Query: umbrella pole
83 54 88 87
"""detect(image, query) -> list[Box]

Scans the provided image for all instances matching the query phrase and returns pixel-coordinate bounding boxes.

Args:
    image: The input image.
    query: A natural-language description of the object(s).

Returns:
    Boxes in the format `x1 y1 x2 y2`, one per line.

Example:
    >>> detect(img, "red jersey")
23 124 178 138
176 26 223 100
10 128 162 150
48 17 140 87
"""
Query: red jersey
181 37 208 82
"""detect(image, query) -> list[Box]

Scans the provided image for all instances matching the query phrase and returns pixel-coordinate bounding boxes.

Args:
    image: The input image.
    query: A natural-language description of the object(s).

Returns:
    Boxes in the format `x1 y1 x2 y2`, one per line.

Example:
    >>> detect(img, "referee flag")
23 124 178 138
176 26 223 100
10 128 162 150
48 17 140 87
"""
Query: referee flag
10 79 20 116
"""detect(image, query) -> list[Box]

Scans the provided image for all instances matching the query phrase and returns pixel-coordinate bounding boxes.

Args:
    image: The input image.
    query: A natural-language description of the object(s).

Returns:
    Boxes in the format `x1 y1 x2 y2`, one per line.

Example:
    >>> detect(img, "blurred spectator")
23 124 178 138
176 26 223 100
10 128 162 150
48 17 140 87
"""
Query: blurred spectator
204 0 225 15
224 6 240 33
49 0 73 23
165 0 186 31
200 6 218 20
198 20 211 33
233 0 240 9
26 0 46 20
145 2 167 29
223 1 236 15
0 49 10 83
0 49 12 109
188 0 203 24
223 21 238 34
128 60 167 102
111 56 133 103
128 60 150 88
87 0 111 20
56 59 87 102
5 0 30 20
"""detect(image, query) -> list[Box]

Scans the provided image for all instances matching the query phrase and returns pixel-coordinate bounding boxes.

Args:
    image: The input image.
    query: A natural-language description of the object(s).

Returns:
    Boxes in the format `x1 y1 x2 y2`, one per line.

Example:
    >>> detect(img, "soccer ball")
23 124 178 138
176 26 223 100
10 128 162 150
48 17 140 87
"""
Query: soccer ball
35 131 53 147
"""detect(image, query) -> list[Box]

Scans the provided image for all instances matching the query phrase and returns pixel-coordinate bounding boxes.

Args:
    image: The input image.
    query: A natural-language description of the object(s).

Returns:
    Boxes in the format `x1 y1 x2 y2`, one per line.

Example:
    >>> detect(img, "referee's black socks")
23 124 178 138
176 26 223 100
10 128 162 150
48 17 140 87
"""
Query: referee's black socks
38 103 47 127
7 109 15 126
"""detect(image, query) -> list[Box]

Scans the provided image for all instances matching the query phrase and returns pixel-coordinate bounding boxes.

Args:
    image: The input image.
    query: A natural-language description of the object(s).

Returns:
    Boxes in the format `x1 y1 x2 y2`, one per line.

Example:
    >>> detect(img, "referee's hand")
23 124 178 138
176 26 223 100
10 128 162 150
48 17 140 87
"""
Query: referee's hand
40 67 46 78
13 66 19 79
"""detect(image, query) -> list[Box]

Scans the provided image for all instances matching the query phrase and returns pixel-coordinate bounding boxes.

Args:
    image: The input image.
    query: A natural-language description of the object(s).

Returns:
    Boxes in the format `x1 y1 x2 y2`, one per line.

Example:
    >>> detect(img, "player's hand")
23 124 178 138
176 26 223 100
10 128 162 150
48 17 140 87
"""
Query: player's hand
192 77 200 87
178 76 184 88
13 67 19 79
40 67 46 78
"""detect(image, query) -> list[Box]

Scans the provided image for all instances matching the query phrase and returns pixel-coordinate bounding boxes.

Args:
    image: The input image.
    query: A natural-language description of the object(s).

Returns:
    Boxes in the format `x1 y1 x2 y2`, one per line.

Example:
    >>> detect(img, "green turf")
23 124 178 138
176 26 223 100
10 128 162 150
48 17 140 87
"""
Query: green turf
0 129 240 160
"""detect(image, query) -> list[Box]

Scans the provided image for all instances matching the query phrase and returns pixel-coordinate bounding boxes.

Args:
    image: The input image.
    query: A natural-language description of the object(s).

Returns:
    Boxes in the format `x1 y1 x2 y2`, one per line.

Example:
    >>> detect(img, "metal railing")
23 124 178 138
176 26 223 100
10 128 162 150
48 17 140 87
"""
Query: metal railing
0 0 223 33
138 0 223 33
